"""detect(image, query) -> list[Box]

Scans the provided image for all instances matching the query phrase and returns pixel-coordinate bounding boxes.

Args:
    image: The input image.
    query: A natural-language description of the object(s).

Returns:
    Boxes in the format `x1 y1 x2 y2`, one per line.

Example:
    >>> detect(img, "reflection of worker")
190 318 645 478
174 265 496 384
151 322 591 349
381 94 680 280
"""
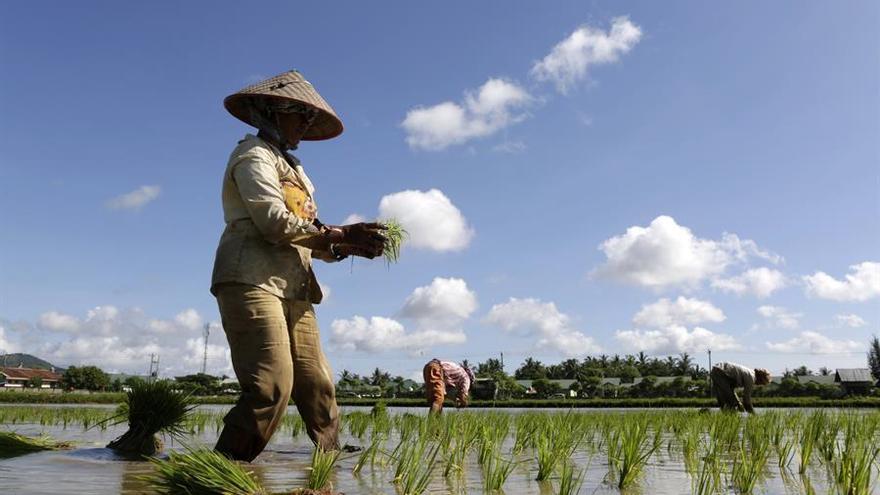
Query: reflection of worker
423 359 475 413
211 70 386 462
710 362 770 414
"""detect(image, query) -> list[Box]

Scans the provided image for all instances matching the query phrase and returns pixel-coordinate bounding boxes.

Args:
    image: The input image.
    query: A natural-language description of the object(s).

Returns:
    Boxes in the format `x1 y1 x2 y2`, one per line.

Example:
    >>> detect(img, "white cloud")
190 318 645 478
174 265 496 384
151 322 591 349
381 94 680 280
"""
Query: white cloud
632 297 726 328
757 305 802 330
330 316 465 354
836 314 867 328
0 326 18 353
596 216 780 290
106 185 161 210
38 311 81 332
378 189 474 252
803 262 880 302
766 331 862 354
330 277 476 354
400 277 478 326
484 297 601 357
174 309 203 331
402 78 532 150
531 16 642 94
10 305 225 376
712 267 787 298
616 325 739 354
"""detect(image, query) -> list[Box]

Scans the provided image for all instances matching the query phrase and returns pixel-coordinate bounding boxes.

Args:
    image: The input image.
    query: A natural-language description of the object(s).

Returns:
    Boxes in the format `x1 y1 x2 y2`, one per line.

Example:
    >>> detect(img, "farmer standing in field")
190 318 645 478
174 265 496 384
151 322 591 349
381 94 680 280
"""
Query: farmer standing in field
211 70 387 461
710 361 770 414
423 359 475 413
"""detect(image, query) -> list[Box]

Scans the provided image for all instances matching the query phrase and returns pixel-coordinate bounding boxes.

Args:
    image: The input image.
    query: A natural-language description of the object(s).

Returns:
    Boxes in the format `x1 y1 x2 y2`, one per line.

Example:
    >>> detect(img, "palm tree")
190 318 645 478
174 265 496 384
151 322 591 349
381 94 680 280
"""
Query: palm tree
677 353 694 375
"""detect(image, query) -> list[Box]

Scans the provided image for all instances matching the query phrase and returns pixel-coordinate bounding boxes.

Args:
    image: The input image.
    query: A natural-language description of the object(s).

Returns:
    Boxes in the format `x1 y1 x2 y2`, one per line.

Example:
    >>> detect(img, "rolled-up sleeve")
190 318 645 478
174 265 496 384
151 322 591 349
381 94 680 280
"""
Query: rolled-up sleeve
231 149 314 244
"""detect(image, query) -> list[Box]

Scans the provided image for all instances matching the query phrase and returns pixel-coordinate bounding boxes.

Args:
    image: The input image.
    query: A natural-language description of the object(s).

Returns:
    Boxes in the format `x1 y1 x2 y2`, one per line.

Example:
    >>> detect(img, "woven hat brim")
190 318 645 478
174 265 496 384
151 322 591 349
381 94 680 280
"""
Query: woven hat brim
224 72 343 141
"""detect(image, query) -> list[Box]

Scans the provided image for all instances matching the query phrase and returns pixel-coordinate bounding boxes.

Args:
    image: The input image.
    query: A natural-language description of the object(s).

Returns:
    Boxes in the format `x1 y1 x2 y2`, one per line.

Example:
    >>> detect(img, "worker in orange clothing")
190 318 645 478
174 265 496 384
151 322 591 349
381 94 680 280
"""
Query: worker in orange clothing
422 359 475 413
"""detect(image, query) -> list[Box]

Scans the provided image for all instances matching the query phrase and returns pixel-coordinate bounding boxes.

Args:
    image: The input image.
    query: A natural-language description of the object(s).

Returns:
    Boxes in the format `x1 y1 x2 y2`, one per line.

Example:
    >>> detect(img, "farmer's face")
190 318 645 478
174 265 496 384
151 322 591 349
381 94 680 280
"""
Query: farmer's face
277 112 310 147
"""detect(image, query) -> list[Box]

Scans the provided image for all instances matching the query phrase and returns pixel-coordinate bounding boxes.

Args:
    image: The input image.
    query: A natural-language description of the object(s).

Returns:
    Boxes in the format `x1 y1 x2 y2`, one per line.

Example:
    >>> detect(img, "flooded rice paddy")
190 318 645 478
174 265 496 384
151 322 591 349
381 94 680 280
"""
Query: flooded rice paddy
1 404 878 494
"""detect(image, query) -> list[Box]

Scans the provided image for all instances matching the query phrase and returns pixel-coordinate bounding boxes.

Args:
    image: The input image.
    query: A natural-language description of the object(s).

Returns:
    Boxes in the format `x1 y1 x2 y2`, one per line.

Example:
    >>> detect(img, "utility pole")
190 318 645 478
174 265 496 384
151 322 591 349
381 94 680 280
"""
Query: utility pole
500 352 504 370
707 349 712 391
201 323 210 375
149 354 160 382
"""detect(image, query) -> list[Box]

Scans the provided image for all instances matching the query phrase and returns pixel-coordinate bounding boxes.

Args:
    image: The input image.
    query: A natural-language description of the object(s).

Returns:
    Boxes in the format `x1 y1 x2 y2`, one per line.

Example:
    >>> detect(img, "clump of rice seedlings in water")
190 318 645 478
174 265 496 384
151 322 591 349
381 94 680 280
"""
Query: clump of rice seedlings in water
693 440 721 495
557 460 586 495
606 416 661 489
0 431 72 458
106 380 195 456
307 447 340 491
483 451 517 493
798 411 825 474
731 428 770 494
353 433 384 475
380 218 407 265
829 416 880 495
146 447 267 495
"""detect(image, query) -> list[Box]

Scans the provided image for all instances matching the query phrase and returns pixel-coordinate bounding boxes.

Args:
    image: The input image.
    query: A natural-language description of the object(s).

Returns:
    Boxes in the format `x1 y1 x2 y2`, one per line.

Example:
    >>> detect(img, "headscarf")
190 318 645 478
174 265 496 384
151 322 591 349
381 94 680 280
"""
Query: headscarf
248 97 320 150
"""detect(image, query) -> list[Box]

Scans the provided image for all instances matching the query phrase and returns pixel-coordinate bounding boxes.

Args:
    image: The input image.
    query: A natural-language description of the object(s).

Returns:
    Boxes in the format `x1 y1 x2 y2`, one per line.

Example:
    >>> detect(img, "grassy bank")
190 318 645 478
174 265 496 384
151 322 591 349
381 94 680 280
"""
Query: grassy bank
2 391 879 408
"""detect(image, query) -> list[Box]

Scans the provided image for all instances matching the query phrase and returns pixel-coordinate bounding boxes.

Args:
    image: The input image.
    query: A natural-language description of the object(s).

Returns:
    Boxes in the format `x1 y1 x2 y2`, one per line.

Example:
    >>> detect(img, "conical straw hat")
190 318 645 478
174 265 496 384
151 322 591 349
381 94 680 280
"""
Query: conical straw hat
224 70 343 141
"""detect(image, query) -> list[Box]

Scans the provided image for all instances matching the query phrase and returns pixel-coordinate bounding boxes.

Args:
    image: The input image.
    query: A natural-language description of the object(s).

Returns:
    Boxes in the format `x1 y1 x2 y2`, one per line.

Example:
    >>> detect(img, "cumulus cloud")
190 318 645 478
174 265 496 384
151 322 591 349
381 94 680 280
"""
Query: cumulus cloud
632 297 725 328
331 277 476 354
330 316 466 354
484 297 601 357
766 331 862 354
712 267 787 298
803 262 880 302
757 305 802 330
835 314 867 328
6 306 226 376
0 325 18 353
402 78 531 150
595 215 780 290
378 189 474 252
38 311 81 332
400 277 478 326
106 185 161 210
616 325 739 354
531 16 642 93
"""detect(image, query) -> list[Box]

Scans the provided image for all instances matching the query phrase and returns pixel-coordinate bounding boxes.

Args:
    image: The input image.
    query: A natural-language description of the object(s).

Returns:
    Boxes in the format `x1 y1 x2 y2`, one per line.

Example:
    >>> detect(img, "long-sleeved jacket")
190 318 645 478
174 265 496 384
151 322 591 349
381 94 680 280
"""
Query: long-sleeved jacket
211 134 338 302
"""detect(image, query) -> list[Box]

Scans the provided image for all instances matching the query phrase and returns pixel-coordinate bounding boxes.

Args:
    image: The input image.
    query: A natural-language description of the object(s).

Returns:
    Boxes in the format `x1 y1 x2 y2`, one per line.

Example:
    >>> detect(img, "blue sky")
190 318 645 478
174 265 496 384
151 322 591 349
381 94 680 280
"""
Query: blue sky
1 2 877 380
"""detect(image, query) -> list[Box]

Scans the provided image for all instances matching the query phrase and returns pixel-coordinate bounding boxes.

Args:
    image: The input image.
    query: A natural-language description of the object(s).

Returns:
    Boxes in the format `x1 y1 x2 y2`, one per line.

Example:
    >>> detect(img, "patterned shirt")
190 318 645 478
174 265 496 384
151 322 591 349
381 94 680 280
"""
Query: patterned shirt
440 361 471 398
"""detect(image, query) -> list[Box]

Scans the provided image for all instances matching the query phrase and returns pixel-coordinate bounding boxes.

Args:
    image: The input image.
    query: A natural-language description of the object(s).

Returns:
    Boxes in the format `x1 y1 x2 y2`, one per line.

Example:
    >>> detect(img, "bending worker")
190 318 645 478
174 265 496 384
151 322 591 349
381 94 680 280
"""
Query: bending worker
710 361 770 414
423 359 475 413
211 70 386 461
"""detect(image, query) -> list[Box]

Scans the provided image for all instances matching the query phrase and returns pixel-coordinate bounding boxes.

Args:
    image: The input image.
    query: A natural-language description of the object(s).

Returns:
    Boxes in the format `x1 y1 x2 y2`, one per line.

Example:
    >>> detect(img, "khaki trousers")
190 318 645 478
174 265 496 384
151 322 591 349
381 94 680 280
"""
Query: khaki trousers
423 360 445 413
214 283 339 461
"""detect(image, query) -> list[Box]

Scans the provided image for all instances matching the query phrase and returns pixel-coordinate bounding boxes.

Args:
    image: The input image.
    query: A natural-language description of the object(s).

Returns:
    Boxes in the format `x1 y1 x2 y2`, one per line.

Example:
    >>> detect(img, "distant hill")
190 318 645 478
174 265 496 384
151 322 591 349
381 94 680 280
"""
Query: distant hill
0 353 65 372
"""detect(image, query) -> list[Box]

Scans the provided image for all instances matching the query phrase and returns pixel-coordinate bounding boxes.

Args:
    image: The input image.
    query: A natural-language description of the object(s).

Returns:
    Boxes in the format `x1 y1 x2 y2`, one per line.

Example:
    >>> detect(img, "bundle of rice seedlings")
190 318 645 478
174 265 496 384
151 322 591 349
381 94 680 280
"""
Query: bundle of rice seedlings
0 431 71 458
147 447 267 495
380 219 407 265
306 446 340 491
105 380 195 456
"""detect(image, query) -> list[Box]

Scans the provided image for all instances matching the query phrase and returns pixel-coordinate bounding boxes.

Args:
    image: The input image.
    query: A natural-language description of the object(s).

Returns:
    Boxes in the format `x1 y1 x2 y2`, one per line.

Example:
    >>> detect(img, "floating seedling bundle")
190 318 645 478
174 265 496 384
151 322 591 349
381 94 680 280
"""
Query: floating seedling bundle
0 431 71 458
105 380 195 456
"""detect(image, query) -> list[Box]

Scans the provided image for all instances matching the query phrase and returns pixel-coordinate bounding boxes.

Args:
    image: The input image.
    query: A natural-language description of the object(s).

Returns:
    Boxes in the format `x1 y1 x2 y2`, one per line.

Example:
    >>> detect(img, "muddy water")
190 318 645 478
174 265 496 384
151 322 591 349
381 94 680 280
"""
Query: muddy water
0 405 842 494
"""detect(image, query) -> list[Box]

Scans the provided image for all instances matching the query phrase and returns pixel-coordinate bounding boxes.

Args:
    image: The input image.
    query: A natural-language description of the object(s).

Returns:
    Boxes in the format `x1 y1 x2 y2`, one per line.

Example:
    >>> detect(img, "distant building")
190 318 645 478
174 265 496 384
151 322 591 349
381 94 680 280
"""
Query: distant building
835 369 874 395
0 366 63 389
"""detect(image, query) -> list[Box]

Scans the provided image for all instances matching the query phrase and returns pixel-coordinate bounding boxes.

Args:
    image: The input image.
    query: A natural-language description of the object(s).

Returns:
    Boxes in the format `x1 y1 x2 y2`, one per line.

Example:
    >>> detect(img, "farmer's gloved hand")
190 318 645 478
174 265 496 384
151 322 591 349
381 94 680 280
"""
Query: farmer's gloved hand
335 244 382 260
325 223 386 257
